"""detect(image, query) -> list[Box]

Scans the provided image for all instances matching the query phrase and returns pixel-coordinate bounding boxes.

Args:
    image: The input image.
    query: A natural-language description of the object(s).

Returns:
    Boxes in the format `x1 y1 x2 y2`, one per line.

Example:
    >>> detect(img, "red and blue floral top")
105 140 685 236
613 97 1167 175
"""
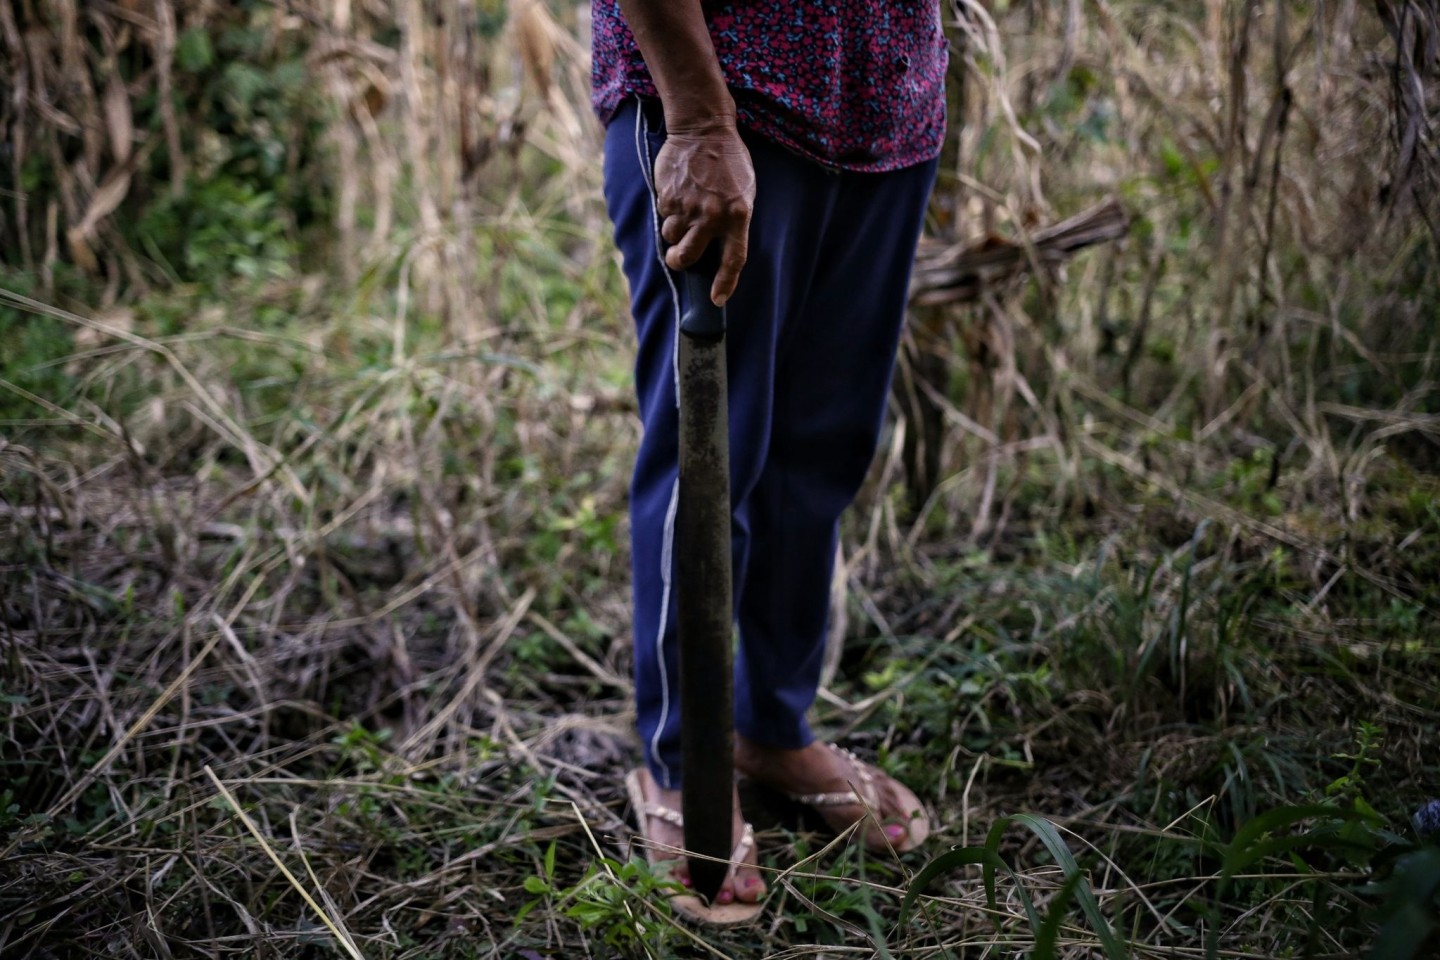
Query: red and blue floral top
590 1 949 173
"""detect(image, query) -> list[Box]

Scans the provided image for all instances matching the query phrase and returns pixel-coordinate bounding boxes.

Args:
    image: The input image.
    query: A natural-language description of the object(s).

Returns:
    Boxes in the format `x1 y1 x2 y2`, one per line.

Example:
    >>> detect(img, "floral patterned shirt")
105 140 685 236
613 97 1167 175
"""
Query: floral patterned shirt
591 1 948 172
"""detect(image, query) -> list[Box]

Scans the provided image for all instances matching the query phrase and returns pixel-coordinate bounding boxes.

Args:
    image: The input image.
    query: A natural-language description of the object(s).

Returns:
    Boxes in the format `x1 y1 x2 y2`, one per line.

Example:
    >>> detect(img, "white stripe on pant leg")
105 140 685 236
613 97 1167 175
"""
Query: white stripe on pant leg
649 478 680 788
635 104 683 404
635 103 684 789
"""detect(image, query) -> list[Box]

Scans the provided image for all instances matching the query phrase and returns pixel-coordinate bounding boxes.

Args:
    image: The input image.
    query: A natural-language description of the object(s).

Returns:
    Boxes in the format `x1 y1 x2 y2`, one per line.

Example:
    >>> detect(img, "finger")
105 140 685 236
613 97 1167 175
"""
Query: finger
665 222 716 273
660 214 687 246
711 222 750 306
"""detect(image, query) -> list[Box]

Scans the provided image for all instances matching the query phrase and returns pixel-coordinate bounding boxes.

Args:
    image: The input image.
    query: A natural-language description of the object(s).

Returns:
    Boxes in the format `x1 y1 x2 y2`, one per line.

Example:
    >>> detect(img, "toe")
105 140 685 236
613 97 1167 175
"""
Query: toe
718 861 764 904
869 779 928 850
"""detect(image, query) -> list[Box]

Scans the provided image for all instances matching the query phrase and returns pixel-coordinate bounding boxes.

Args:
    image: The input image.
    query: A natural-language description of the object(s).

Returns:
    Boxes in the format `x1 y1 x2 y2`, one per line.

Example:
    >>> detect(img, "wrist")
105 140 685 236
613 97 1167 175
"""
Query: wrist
662 95 738 138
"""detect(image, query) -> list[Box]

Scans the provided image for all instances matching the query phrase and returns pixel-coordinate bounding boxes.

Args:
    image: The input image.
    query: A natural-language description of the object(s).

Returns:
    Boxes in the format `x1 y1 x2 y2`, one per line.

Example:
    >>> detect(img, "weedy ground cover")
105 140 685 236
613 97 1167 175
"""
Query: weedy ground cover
2 1 1438 957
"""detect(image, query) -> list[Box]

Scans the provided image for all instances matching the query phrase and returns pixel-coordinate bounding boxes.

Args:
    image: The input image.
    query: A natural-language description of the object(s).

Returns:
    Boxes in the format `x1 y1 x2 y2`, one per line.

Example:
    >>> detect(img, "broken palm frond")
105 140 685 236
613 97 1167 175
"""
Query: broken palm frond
896 198 1129 517
909 197 1131 307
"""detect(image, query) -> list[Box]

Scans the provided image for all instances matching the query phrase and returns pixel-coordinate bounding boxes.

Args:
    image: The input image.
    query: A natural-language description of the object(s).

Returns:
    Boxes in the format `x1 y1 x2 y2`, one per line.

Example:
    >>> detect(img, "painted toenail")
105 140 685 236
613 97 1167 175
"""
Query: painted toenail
718 890 734 904
886 824 908 840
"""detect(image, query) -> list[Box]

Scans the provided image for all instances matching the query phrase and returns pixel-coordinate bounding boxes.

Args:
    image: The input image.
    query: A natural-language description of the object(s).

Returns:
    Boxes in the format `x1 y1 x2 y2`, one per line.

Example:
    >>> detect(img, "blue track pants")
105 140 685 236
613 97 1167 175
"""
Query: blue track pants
603 98 937 789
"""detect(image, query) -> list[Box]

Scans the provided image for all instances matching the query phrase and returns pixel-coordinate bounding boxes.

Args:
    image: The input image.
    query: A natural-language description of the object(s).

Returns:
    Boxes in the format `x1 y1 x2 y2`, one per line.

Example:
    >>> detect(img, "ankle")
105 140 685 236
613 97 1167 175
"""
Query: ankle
735 733 806 761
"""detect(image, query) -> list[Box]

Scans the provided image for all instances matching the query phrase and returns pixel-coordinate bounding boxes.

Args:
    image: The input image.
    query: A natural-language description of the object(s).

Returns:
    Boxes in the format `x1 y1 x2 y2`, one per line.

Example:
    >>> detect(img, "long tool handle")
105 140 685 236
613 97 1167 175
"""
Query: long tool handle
676 254 735 904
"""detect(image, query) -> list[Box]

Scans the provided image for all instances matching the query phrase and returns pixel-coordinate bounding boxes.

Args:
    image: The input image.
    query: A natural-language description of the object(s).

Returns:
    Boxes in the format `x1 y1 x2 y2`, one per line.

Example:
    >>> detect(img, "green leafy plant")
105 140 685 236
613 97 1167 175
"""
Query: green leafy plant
519 849 682 956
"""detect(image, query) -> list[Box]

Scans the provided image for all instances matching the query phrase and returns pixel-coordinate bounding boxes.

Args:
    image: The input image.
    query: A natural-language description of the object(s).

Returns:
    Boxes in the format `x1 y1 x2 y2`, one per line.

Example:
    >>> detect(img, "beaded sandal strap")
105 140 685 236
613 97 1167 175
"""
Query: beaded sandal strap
732 823 755 861
642 802 686 829
788 744 878 808
643 803 756 863
790 788 863 806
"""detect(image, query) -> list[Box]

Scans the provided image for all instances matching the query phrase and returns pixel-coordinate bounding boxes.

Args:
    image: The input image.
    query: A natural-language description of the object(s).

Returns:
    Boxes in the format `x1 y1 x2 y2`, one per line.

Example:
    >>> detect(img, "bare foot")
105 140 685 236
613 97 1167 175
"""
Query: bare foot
734 736 930 852
632 771 766 905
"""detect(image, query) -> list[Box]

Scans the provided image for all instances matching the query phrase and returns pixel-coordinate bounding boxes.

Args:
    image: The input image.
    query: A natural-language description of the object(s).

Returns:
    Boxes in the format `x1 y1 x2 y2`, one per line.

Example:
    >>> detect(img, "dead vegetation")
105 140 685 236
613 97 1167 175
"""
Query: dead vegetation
2 1 1439 958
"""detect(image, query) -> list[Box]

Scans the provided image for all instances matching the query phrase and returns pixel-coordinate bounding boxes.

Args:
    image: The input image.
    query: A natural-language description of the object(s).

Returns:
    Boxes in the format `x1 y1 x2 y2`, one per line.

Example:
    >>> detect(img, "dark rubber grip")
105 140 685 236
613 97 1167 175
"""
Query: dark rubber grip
680 248 726 341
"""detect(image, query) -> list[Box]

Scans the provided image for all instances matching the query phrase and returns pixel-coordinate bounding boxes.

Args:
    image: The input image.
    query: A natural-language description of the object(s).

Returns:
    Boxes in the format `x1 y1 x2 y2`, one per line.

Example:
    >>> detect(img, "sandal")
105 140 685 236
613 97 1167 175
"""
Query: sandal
782 744 931 853
623 768 765 925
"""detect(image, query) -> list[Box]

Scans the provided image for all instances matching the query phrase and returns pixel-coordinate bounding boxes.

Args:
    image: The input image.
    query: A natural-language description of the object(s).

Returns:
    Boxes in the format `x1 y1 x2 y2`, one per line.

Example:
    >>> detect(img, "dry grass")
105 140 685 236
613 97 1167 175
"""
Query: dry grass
3 0 1439 957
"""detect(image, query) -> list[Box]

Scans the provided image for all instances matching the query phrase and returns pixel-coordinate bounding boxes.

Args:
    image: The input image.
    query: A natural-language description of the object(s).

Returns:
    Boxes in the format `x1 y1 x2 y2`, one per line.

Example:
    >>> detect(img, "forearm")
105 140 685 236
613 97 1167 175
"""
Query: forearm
617 0 734 132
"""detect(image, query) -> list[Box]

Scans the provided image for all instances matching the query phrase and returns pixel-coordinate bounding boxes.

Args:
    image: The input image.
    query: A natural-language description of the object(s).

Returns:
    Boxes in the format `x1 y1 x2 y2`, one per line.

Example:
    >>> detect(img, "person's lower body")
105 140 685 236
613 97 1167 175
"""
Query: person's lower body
603 97 937 907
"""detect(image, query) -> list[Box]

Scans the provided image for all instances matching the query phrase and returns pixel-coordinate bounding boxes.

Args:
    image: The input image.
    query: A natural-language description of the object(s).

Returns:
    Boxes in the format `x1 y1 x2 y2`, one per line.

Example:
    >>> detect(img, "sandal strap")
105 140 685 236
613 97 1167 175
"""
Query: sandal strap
790 789 864 807
641 802 685 830
732 823 755 863
643 803 755 865
786 744 879 808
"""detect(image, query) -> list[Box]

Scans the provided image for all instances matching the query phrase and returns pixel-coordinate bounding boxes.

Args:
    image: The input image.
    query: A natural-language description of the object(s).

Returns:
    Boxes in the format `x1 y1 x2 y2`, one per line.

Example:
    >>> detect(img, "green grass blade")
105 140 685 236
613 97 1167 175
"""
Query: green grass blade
1033 868 1088 960
898 846 998 924
898 840 1042 934
1219 803 1357 878
1009 813 1129 960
